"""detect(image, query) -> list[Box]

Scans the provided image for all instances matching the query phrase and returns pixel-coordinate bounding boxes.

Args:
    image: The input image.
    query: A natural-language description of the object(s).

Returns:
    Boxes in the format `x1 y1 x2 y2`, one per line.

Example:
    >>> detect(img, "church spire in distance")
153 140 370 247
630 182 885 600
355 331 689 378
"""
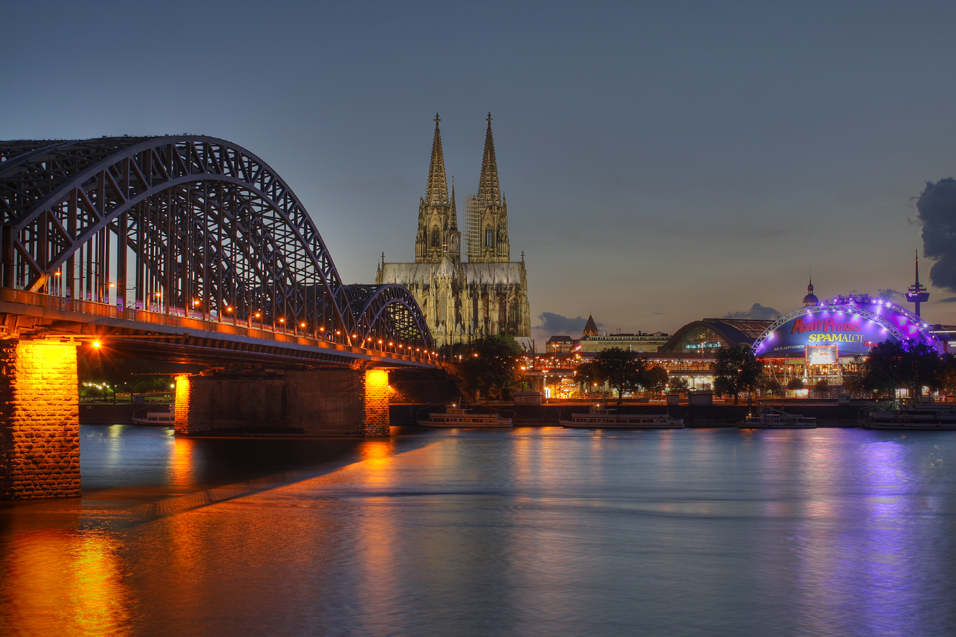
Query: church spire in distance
476 112 502 205
425 113 449 206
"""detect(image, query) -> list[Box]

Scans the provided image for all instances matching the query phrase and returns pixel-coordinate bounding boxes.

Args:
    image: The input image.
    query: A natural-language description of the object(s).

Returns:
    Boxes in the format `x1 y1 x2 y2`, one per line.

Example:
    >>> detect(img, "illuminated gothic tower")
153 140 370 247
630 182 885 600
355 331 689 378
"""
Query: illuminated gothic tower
465 114 510 263
378 113 531 348
415 114 461 264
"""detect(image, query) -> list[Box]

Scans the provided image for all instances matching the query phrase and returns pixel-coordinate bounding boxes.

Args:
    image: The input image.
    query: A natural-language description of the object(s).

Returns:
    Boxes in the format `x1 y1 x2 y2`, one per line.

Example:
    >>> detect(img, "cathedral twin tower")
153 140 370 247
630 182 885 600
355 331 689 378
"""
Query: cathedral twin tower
377 114 531 348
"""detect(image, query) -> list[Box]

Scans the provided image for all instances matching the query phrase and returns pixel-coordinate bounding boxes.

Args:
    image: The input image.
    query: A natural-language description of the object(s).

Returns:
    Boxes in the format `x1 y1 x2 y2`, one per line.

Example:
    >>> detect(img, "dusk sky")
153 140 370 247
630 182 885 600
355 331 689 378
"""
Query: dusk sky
4 1 956 347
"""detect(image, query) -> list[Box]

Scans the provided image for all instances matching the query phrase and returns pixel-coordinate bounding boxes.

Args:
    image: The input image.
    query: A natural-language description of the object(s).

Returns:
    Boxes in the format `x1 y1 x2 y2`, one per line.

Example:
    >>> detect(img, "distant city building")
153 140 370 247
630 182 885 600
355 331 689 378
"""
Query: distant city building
546 335 573 355
577 332 670 354
377 114 531 348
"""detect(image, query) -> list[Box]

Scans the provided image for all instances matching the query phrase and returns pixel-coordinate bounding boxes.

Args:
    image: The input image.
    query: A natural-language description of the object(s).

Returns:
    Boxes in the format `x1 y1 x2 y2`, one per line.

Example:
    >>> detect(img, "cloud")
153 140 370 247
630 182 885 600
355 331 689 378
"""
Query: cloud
534 312 596 335
723 303 781 320
939 296 956 303
876 289 906 303
916 178 956 292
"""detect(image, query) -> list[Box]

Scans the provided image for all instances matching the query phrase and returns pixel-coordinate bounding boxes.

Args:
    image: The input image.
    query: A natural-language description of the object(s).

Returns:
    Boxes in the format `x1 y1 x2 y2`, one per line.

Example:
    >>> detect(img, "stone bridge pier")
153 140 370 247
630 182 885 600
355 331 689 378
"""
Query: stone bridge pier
0 340 81 499
0 349 392 500
174 368 391 438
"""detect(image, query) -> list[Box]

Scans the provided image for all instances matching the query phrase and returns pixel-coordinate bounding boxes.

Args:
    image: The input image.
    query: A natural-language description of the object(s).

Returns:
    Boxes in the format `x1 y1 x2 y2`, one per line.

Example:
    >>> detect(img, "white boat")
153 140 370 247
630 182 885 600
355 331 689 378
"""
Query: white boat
559 406 683 429
418 406 512 428
132 409 175 425
861 405 956 430
738 406 816 429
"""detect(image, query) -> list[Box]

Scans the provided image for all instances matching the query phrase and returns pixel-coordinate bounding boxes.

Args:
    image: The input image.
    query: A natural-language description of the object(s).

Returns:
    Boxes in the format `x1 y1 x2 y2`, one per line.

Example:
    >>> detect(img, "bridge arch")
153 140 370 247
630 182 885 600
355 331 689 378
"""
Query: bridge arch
0 136 432 349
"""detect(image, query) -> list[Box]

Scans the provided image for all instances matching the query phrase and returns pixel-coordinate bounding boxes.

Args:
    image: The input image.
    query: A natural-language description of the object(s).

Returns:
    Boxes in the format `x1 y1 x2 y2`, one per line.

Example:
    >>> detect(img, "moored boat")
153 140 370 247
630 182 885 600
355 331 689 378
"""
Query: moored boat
418 406 513 428
738 406 816 429
132 409 175 425
861 404 956 430
560 406 683 429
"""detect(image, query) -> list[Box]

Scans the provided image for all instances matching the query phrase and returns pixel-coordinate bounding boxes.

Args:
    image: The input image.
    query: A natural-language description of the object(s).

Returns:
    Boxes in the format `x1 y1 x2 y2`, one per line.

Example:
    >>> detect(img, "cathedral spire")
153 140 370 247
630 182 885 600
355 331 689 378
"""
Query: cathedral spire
476 112 501 205
426 113 449 205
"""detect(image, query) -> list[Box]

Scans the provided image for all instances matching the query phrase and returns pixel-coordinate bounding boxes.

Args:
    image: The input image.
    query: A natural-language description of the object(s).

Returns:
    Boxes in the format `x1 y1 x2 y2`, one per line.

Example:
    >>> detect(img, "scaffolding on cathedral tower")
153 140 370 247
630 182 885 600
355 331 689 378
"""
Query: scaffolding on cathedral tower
464 195 481 261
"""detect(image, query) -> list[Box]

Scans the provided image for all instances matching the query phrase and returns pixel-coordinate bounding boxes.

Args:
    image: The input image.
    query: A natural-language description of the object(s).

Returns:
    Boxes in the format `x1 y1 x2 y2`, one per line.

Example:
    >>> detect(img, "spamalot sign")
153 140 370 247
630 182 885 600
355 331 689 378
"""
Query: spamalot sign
753 294 942 360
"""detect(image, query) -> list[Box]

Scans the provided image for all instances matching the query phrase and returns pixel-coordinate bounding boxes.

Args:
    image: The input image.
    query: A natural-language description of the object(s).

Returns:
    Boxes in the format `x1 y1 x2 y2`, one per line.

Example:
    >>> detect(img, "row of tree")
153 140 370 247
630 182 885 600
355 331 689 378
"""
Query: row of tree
449 339 671 403
574 348 668 403
449 336 956 404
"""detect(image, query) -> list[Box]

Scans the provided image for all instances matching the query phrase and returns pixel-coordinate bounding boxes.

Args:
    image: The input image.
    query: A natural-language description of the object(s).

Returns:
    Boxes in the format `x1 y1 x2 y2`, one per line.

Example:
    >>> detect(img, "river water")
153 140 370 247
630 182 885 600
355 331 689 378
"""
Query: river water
1 425 955 636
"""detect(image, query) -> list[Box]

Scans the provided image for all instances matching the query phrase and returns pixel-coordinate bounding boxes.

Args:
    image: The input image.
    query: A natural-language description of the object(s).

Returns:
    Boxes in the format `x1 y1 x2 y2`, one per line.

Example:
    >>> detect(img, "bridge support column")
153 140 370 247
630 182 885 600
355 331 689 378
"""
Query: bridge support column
175 368 391 437
0 340 80 499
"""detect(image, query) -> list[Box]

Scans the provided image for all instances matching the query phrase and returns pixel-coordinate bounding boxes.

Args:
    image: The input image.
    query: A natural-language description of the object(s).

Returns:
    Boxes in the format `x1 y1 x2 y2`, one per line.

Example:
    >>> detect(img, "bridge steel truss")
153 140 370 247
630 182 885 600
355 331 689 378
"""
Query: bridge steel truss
0 136 433 351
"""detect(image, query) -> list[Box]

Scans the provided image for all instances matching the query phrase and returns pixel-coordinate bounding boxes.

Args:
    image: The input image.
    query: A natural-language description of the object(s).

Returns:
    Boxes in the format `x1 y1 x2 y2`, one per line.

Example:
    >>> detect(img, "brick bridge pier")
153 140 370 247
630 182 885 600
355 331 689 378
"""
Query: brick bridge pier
0 339 393 499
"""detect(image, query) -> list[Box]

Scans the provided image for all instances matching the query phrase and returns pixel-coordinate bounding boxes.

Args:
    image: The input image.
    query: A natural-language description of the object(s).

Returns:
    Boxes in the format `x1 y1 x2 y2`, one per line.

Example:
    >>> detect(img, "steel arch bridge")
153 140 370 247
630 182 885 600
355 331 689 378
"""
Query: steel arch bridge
0 135 434 360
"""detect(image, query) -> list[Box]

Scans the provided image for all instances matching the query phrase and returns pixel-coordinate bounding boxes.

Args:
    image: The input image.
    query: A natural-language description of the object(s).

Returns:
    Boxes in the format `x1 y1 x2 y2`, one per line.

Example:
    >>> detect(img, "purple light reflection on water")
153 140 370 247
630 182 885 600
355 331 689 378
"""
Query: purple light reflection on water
2 427 955 636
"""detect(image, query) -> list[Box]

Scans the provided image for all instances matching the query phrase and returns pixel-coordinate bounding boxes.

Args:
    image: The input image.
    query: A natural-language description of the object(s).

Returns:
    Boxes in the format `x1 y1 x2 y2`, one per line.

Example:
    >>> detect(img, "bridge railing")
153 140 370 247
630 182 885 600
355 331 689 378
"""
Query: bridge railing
0 288 439 365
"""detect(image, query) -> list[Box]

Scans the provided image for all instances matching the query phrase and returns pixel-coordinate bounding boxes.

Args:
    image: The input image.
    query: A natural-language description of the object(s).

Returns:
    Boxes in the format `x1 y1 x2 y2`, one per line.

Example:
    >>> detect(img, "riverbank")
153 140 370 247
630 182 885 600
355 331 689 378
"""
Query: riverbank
81 400 876 428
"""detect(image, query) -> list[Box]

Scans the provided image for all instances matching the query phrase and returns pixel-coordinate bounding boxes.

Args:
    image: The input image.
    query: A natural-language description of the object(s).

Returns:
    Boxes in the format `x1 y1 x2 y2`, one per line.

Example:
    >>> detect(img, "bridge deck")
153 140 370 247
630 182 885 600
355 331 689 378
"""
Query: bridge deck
0 289 437 369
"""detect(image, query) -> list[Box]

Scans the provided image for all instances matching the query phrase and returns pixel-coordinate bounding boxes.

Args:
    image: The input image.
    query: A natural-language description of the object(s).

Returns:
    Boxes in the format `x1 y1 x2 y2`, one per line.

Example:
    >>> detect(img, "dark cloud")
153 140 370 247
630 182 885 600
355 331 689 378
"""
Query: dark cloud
939 296 956 303
917 178 956 292
723 303 781 320
534 312 596 335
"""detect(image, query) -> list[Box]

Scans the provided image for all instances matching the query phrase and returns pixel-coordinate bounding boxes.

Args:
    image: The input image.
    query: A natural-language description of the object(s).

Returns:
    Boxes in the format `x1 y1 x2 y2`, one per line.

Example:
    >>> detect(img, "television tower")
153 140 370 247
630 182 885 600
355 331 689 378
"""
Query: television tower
906 249 930 318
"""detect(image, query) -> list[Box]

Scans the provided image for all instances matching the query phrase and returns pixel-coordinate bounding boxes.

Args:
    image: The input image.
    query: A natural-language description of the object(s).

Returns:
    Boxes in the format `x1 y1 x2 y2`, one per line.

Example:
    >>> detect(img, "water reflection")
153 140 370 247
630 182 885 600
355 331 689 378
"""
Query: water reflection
1 526 130 636
1 426 955 636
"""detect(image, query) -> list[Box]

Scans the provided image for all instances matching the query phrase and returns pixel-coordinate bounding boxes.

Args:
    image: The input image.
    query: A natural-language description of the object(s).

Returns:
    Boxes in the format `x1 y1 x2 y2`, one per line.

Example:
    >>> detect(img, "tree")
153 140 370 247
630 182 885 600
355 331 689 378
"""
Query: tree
787 377 805 392
574 361 604 396
668 376 689 394
761 377 782 397
938 353 956 397
860 341 942 402
640 365 669 396
712 345 764 404
814 379 830 398
456 335 522 400
592 347 645 404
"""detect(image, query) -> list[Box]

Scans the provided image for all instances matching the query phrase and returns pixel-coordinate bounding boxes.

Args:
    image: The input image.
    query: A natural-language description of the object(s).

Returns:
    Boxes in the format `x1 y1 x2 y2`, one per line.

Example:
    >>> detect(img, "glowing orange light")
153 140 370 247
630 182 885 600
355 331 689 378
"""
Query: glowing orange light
92 341 101 348
226 306 233 312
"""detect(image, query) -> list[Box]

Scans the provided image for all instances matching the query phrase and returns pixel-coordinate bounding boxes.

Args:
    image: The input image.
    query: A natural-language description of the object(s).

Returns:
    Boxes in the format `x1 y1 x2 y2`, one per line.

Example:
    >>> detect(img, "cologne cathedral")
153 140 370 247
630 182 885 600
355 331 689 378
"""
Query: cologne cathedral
376 114 531 349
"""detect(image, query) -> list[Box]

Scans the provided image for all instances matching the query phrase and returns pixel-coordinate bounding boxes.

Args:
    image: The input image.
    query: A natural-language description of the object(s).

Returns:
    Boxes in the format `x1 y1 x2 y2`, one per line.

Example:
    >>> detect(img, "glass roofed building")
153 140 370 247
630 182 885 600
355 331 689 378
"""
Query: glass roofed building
659 319 773 356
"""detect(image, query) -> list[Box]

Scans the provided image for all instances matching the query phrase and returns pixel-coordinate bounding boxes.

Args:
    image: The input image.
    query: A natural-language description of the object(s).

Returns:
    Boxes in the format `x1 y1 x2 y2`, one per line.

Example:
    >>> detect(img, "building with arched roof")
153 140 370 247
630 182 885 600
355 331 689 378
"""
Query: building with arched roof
660 319 773 356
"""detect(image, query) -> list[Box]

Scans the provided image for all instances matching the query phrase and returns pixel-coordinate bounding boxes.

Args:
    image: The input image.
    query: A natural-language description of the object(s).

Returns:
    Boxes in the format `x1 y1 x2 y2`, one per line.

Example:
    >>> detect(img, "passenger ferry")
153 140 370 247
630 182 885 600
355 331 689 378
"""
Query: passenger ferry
559 406 684 429
737 406 816 429
418 406 513 428
861 404 956 430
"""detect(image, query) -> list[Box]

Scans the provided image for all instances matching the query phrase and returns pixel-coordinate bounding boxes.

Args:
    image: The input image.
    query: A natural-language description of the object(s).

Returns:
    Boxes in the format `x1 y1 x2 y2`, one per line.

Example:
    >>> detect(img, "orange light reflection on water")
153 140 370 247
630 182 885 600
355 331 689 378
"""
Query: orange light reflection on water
1 528 131 636
167 434 197 486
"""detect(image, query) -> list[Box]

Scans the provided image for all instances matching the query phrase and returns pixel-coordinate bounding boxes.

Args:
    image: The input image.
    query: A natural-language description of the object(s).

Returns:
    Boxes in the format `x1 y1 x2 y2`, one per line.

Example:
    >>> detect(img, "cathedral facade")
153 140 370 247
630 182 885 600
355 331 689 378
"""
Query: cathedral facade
376 114 531 349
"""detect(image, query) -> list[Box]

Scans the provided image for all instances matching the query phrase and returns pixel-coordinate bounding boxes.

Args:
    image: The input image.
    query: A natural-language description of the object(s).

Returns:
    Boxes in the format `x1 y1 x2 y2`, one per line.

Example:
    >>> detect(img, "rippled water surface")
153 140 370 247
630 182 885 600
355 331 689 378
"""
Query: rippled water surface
2 425 956 636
